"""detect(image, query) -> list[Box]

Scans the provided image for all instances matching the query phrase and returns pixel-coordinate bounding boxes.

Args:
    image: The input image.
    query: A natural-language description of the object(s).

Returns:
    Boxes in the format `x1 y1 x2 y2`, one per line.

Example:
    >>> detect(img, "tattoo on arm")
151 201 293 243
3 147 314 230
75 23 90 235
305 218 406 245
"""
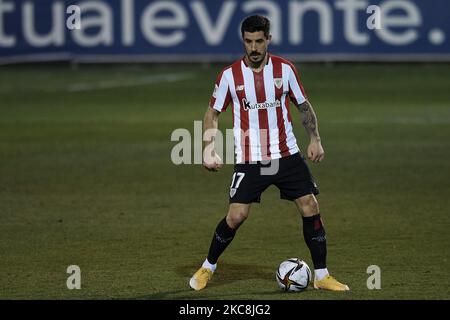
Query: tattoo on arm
298 100 320 139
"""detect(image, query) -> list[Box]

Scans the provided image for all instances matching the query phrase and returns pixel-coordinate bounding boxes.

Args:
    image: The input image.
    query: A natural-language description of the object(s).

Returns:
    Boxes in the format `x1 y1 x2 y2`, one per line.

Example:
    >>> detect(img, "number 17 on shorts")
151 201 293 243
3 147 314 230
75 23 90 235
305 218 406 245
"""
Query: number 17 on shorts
230 173 245 198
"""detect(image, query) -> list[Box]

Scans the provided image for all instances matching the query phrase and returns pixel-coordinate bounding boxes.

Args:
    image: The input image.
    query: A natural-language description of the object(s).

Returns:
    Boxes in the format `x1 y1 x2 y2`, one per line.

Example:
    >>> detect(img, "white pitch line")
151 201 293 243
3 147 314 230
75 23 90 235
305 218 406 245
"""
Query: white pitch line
329 116 450 125
66 72 194 92
0 72 195 94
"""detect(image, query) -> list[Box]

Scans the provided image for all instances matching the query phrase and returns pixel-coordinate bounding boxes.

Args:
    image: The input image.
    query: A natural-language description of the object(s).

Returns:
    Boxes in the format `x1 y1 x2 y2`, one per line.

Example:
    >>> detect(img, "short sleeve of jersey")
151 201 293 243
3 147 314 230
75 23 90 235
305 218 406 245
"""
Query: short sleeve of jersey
288 64 307 105
209 69 231 113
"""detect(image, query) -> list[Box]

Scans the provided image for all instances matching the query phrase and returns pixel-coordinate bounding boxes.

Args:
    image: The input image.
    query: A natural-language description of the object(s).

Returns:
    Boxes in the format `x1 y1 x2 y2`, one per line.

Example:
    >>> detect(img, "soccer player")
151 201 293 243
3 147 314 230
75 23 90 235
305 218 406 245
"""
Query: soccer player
189 15 349 292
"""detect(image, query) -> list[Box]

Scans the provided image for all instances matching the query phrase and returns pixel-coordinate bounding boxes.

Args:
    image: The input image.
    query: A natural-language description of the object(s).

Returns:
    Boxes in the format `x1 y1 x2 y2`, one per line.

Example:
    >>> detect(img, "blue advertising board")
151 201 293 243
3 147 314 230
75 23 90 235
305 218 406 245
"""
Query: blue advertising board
0 0 449 63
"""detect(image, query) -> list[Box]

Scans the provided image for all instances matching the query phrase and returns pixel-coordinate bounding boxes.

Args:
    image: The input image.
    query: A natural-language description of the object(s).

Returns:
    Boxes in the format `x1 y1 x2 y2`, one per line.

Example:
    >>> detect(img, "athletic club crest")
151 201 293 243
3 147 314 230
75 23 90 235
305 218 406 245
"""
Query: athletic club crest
230 188 237 198
274 78 283 89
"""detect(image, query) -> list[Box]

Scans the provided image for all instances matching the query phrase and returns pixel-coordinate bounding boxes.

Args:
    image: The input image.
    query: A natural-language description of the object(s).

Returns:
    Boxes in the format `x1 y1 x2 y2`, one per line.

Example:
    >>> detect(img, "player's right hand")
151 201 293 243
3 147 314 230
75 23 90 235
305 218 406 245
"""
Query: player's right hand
203 152 223 172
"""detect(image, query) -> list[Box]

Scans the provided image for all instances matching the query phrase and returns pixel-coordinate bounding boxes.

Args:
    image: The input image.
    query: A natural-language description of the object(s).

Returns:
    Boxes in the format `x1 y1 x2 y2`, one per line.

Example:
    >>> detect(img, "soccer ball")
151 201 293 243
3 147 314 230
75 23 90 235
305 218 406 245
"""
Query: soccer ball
276 258 312 292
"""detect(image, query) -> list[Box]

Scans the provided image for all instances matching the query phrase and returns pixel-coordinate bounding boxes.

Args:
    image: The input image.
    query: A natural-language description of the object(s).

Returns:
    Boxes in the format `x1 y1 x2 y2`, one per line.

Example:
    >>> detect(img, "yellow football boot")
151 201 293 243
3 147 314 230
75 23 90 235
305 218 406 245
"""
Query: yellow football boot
314 275 350 291
189 267 213 291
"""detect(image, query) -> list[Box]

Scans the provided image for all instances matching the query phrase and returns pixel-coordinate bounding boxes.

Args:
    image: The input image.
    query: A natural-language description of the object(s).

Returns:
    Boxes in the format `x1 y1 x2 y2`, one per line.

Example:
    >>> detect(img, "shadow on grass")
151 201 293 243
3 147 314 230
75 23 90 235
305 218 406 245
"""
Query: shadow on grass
132 262 277 300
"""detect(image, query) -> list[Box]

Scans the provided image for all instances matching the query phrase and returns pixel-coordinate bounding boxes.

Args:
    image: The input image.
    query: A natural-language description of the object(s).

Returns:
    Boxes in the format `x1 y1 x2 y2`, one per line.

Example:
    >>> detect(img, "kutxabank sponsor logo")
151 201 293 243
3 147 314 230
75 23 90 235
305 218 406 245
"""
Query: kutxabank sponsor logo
242 98 281 111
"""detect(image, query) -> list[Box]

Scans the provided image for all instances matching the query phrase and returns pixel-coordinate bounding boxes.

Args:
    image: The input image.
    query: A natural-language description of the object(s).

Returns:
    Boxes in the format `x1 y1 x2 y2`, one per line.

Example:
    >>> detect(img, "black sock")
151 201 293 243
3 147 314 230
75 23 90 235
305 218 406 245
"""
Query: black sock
302 214 327 269
207 217 236 264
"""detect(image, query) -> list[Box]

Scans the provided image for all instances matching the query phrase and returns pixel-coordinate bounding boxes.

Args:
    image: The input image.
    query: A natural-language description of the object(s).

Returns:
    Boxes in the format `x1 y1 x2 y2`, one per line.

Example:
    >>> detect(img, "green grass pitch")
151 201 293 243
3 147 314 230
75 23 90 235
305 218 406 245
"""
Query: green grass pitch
0 63 449 299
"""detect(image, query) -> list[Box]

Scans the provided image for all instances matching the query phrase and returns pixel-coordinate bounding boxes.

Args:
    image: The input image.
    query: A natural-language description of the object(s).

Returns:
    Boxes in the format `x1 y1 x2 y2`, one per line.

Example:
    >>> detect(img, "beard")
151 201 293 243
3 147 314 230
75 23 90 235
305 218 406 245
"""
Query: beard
247 50 266 66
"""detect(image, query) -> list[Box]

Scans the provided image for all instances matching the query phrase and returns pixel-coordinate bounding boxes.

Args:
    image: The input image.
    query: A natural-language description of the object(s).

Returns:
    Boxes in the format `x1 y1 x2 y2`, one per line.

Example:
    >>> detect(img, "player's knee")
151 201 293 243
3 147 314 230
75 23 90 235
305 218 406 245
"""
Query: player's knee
226 206 249 229
298 195 319 216
227 212 247 229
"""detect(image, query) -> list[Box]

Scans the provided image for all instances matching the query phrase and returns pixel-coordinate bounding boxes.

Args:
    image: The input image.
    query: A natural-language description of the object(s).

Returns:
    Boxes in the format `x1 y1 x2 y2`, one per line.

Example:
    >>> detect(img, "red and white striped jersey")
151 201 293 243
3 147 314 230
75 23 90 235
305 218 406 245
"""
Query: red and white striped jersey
209 54 308 164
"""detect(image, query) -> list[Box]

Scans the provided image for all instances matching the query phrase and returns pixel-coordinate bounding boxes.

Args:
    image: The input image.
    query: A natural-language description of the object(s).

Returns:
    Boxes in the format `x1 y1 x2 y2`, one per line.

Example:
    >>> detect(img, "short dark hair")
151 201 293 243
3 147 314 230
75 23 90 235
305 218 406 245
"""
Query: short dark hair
241 15 270 39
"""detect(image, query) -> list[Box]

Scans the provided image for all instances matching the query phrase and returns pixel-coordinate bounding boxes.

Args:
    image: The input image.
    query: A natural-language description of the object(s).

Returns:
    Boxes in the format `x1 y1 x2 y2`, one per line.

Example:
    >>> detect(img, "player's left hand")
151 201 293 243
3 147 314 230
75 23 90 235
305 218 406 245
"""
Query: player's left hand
203 151 223 172
307 139 325 163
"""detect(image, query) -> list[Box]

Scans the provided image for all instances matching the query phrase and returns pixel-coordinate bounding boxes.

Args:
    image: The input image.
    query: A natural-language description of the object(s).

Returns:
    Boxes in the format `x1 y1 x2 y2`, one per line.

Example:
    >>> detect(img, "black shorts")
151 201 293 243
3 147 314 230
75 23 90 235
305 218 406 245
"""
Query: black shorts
229 152 319 204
